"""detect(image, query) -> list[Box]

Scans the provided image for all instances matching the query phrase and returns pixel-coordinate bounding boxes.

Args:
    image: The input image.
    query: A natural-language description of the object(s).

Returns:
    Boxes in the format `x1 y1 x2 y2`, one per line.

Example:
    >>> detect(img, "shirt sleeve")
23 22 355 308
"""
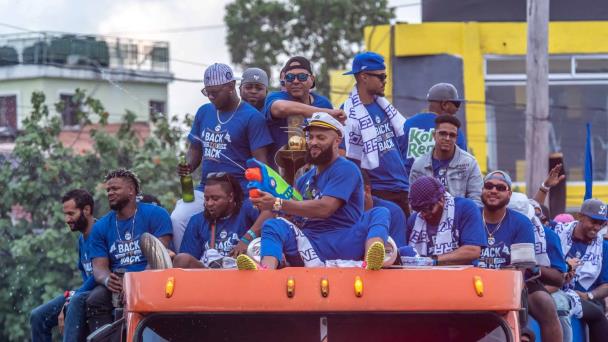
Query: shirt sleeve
513 214 536 244
88 220 109 260
247 111 274 151
544 228 567 273
179 215 204 259
150 206 173 239
315 95 334 109
456 199 487 247
75 276 97 294
188 107 203 145
320 161 361 203
263 92 286 121
457 130 467 151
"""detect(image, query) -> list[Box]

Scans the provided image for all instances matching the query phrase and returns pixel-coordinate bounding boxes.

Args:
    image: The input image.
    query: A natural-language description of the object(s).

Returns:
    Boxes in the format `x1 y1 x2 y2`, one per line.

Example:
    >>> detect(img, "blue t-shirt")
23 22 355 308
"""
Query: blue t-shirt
75 234 95 294
477 209 535 269
544 227 567 273
263 91 333 163
180 200 259 259
361 102 408 192
400 112 467 185
406 197 486 256
295 157 363 232
189 101 273 192
89 203 173 272
374 196 406 247
565 239 608 291
432 157 452 188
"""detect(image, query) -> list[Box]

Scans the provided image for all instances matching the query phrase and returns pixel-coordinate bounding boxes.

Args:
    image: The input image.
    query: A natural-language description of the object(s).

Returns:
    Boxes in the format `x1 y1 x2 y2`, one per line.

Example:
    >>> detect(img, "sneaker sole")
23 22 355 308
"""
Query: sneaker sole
365 241 385 270
237 254 259 270
140 232 173 270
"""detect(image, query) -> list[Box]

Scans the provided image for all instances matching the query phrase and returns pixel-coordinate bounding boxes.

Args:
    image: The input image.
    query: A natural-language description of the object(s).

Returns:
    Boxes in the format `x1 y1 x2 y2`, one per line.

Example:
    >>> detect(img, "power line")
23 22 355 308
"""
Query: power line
106 24 225 35
391 2 421 9
0 22 35 33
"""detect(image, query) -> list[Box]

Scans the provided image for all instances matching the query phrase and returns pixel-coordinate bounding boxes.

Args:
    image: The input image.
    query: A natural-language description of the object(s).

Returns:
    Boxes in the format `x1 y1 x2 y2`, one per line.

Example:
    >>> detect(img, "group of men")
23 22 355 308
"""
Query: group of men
30 51 608 342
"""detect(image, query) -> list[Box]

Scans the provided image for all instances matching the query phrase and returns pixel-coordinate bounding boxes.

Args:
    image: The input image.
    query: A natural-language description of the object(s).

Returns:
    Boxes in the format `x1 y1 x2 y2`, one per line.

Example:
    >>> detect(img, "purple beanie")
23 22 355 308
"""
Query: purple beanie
409 176 445 209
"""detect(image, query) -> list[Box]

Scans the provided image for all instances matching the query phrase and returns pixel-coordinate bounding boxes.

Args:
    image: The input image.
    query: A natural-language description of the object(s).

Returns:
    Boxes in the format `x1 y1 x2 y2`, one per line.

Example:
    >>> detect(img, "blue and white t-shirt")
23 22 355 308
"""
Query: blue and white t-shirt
405 197 486 256
565 239 608 292
263 91 333 163
295 157 363 232
189 101 273 192
75 234 95 294
400 112 467 186
374 196 406 247
180 200 259 259
89 203 173 272
431 157 452 188
362 102 408 192
477 209 535 269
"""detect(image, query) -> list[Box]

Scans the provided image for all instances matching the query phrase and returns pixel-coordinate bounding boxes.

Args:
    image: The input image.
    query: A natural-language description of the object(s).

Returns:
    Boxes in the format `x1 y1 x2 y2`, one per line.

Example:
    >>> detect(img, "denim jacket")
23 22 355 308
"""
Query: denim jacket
409 146 483 206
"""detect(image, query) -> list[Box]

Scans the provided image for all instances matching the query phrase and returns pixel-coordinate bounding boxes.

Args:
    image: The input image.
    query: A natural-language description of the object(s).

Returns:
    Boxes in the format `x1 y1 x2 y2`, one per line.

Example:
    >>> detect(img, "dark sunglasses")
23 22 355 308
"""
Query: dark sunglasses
413 203 435 214
201 83 231 97
285 73 311 83
451 101 461 109
207 172 228 180
364 73 388 82
483 182 509 192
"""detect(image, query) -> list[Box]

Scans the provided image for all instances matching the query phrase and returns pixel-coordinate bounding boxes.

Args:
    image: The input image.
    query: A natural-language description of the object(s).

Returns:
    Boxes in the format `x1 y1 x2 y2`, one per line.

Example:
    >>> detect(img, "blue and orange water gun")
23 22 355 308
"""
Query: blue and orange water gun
245 158 303 201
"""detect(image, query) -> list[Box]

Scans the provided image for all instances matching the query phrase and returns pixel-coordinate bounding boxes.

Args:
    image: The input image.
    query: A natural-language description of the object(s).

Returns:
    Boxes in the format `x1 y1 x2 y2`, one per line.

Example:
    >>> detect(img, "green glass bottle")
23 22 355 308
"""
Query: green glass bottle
179 155 194 203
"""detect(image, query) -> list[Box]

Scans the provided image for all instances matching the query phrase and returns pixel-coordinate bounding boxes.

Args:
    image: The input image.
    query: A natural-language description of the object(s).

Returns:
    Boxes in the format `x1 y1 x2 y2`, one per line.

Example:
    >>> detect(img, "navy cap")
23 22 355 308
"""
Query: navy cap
580 198 608 221
343 52 386 75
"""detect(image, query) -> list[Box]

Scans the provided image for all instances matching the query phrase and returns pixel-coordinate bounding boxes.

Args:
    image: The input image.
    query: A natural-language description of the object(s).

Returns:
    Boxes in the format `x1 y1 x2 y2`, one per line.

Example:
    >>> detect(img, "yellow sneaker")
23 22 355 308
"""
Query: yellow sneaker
365 241 385 270
237 254 259 270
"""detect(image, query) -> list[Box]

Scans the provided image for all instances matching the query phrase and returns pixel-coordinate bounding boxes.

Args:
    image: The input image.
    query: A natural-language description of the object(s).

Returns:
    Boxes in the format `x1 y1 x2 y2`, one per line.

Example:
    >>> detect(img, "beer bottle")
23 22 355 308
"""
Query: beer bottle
179 155 194 202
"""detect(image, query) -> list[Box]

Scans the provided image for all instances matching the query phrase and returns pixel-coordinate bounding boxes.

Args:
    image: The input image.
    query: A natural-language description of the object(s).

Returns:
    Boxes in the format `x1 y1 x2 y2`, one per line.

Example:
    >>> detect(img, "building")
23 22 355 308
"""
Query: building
0 32 172 151
330 0 608 209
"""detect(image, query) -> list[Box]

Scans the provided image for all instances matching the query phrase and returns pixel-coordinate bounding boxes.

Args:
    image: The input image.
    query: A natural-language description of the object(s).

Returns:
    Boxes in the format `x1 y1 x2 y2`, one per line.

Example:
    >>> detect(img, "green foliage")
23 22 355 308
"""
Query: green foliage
0 89 186 341
225 0 394 95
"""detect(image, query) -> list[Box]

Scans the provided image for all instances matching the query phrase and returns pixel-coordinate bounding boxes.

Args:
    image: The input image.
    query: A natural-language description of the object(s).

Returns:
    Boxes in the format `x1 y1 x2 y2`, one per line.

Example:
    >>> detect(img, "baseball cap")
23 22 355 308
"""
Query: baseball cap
427 83 463 103
343 51 386 75
580 198 608 221
204 63 240 87
241 68 269 87
303 112 344 137
282 56 313 74
408 176 445 210
484 170 513 189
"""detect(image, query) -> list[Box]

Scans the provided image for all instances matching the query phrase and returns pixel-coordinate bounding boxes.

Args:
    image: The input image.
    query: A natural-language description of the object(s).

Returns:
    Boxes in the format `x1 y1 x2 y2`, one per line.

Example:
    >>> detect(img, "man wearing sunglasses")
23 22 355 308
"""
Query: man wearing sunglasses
342 52 409 219
171 63 273 251
400 83 468 186
409 115 482 205
263 56 346 166
405 176 485 266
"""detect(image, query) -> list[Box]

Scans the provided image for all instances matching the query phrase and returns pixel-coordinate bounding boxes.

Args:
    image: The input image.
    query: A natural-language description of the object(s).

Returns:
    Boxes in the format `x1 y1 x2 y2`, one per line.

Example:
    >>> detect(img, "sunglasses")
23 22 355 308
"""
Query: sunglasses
483 182 509 192
436 131 458 139
207 172 228 180
414 203 436 214
201 83 231 98
364 73 388 82
451 101 461 109
285 73 311 83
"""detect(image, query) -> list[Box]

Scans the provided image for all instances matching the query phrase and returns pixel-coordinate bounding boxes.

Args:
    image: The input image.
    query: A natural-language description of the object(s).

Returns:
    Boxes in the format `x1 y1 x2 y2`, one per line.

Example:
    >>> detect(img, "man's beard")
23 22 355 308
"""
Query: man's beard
70 210 88 232
109 197 130 211
481 196 510 212
306 145 333 165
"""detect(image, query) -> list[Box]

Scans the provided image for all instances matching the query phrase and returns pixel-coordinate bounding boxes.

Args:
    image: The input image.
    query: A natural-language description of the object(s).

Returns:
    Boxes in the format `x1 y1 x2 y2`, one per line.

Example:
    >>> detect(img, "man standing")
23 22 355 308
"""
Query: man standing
400 83 467 181
237 113 389 271
264 56 345 164
30 189 96 342
342 52 409 217
172 63 273 251
86 169 173 333
406 176 485 265
409 115 482 205
555 199 608 342
239 67 268 111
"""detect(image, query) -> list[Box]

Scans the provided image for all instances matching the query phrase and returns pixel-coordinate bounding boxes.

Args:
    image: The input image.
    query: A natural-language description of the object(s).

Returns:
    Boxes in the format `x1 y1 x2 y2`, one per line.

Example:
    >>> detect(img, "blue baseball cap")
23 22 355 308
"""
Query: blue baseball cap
343 52 386 75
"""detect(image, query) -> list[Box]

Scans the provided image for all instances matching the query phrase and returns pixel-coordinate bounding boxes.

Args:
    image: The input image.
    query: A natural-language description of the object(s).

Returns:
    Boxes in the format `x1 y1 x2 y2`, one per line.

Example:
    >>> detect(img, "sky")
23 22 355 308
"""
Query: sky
0 0 420 118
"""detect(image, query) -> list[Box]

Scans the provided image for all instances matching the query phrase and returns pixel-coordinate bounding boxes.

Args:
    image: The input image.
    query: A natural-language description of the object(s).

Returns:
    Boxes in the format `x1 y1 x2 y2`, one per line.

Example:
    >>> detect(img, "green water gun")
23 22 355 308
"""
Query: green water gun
245 158 303 201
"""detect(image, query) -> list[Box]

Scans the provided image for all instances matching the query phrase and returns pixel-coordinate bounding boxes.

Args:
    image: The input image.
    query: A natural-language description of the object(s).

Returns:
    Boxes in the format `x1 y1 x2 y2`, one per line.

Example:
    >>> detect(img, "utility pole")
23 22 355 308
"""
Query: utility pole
525 0 550 199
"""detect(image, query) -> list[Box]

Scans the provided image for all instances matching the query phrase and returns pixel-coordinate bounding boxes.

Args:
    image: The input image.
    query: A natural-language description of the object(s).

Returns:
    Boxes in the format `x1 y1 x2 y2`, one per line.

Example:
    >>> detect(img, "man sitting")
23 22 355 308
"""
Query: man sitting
237 113 389 270
555 198 608 342
405 176 485 265
173 173 270 268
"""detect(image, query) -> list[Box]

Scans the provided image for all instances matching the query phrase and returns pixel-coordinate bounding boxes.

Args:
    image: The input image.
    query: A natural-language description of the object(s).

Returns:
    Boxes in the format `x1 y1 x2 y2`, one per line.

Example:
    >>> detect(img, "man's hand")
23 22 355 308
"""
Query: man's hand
177 162 192 177
327 109 347 123
230 240 248 257
544 164 566 188
106 273 123 293
250 191 276 211
575 290 589 301
58 304 66 334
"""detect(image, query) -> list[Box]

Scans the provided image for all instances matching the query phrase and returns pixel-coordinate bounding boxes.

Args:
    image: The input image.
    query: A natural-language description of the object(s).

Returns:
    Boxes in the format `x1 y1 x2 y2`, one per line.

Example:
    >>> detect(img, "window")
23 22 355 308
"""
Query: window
0 95 17 134
149 100 165 121
59 94 79 128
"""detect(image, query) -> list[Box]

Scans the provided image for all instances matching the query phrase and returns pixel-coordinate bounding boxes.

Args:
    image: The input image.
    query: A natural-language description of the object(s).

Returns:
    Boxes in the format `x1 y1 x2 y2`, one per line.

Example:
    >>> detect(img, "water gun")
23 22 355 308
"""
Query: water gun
245 158 303 201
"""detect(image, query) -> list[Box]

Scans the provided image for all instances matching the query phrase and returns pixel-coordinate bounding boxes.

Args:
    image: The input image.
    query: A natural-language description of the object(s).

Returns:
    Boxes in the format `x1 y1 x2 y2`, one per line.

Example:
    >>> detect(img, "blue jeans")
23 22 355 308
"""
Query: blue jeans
30 294 65 342
63 291 90 342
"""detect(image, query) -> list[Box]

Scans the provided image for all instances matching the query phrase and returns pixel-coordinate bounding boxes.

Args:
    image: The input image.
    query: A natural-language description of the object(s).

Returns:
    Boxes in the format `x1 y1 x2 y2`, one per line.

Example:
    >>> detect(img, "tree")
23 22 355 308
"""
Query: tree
225 0 394 95
0 90 186 340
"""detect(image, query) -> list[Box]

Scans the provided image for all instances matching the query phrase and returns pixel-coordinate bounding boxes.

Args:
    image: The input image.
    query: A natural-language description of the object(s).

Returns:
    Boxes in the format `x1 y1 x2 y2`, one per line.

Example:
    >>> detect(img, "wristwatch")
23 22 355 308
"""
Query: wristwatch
539 182 550 193
587 291 595 300
273 198 283 212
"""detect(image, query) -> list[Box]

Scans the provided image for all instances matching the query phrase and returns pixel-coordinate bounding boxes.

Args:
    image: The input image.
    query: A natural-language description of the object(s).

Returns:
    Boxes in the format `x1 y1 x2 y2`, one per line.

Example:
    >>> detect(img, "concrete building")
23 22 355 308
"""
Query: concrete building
0 32 172 151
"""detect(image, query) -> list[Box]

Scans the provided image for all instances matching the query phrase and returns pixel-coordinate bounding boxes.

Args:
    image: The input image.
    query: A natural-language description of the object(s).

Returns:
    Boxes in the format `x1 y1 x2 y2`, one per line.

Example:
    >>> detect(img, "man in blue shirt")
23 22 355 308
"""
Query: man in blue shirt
237 113 389 270
406 176 485 265
30 189 95 342
264 56 346 166
342 52 410 218
86 169 173 334
239 67 268 111
173 173 270 268
400 83 467 183
555 199 608 341
172 63 273 251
